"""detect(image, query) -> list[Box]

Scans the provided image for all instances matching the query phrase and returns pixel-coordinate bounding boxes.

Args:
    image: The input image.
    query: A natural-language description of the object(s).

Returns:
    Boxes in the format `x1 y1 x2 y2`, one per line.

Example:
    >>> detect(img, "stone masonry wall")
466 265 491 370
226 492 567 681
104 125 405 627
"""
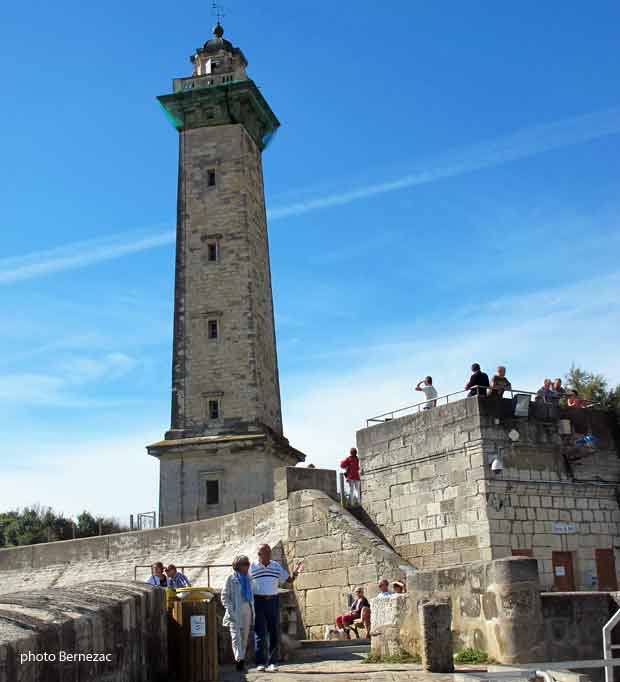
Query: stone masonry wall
0 500 288 594
541 591 620 663
400 557 546 664
283 489 416 640
357 399 492 569
357 397 620 587
172 122 282 437
477 401 620 590
0 582 167 682
157 434 298 526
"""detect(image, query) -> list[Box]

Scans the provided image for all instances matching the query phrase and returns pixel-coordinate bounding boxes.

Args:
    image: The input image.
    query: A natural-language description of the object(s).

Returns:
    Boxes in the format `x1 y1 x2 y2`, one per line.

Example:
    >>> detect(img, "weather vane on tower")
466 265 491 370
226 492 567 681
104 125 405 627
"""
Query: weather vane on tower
212 1 225 26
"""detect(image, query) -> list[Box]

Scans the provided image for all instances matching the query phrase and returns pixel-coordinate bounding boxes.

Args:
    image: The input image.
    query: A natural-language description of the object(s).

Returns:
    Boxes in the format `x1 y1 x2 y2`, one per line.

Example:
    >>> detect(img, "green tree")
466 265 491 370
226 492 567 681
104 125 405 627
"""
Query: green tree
0 507 128 548
565 364 620 409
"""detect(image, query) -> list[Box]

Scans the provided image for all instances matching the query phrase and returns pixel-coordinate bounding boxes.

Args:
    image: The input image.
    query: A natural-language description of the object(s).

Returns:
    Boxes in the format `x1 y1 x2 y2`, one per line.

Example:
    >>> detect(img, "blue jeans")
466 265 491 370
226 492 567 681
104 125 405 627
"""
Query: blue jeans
254 596 279 666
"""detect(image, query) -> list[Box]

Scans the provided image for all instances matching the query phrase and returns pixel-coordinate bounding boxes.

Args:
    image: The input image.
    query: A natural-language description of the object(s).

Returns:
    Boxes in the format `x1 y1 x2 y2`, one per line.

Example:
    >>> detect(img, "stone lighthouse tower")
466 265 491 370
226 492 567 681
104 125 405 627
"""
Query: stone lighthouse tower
148 22 304 526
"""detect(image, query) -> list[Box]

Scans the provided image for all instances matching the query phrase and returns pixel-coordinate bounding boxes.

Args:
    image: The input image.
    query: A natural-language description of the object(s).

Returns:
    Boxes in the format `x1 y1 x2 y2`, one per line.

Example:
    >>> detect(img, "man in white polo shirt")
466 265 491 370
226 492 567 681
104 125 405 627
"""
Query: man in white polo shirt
250 544 302 672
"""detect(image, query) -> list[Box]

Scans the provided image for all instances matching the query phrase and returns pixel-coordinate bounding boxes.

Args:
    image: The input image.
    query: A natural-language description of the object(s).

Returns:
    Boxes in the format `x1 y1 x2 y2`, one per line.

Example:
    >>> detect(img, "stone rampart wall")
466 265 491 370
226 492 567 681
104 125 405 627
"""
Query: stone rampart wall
0 500 288 594
283 490 415 639
0 582 167 682
357 399 492 569
357 397 620 587
479 402 620 589
540 591 619 664
400 557 546 664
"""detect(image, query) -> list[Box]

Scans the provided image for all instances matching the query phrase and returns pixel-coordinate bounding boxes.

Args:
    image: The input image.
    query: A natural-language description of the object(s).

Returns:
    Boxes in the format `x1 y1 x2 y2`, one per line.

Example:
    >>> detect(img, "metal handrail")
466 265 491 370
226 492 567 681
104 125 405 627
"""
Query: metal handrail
366 388 472 425
365 386 599 426
602 606 620 682
134 563 230 584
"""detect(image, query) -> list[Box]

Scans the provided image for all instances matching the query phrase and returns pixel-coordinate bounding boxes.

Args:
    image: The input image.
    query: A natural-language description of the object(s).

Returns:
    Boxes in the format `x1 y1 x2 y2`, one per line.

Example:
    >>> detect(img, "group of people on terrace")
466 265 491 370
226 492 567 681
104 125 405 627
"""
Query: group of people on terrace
411 364 594 410
149 544 301 673
334 578 406 640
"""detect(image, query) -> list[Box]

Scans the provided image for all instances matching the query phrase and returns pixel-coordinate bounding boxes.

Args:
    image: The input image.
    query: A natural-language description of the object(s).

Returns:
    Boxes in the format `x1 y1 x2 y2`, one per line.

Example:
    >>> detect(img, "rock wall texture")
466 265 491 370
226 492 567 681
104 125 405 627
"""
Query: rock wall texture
169 122 283 439
357 399 491 569
399 557 546 664
283 490 416 640
0 582 167 682
541 591 620 663
357 397 620 589
0 478 408 642
0 500 288 594
153 434 300 526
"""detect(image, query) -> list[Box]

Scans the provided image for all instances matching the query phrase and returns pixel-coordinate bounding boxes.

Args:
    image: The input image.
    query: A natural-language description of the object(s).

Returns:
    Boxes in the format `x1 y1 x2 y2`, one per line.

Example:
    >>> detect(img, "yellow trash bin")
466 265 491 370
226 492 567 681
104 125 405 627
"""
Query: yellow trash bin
167 587 218 682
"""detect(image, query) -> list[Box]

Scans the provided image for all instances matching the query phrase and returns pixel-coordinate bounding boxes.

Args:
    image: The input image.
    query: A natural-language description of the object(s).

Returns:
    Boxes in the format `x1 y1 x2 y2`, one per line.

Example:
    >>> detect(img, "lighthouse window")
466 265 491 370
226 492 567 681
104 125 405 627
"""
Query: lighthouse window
206 480 220 505
207 241 219 262
207 169 216 187
207 319 219 340
208 399 220 420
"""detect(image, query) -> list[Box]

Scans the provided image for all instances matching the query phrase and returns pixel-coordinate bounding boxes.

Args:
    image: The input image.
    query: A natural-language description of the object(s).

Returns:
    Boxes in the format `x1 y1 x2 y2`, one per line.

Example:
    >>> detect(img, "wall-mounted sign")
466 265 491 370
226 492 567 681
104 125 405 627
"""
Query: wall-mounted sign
554 566 566 577
190 615 206 638
552 521 577 534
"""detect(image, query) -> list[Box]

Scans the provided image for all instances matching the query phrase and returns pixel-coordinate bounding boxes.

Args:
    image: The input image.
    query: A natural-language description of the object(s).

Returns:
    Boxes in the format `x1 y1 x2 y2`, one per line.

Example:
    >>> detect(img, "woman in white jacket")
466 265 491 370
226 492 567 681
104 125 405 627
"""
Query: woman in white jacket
221 555 254 671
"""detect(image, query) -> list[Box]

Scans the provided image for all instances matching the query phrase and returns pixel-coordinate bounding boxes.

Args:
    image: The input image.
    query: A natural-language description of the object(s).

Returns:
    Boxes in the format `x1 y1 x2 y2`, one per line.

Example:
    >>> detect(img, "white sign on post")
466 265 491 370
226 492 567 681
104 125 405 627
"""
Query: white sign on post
190 615 206 638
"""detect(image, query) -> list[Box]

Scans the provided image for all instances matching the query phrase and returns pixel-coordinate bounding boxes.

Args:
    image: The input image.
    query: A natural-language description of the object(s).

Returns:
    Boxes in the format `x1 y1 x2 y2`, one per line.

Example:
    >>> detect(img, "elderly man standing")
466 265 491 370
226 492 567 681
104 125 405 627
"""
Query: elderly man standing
249 544 302 672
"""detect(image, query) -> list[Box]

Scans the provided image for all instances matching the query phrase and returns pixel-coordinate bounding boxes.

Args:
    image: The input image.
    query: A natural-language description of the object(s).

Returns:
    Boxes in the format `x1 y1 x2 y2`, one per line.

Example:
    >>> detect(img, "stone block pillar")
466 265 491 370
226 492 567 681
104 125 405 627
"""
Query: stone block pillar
419 600 454 673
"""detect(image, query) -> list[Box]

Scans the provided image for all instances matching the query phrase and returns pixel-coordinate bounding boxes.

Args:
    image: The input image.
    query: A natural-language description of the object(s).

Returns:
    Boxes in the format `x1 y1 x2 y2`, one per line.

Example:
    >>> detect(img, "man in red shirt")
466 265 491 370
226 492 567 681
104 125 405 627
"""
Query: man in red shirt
340 447 361 507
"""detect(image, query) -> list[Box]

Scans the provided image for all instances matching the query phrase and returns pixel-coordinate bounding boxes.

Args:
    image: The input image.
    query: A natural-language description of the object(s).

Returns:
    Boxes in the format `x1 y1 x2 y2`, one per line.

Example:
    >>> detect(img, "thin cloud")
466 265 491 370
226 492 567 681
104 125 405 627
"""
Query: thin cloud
0 229 174 285
2 107 620 285
267 107 620 220
282 270 620 467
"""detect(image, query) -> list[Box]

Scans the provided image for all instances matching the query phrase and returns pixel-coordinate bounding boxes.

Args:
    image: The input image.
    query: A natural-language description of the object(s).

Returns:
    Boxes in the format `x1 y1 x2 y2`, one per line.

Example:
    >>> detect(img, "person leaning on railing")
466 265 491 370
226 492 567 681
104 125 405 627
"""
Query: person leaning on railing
490 366 512 397
146 561 167 587
465 363 490 396
165 564 191 588
536 378 554 403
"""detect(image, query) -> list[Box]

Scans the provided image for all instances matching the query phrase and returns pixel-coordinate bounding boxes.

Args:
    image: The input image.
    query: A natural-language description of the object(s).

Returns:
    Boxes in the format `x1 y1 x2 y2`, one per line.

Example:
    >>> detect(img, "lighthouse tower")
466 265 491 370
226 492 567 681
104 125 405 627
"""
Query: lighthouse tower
148 23 304 526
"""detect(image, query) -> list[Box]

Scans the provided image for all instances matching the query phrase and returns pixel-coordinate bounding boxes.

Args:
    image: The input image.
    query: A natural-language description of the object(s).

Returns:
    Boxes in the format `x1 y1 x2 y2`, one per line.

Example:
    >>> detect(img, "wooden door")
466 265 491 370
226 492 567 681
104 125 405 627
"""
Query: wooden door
596 549 618 591
512 549 533 557
552 551 575 591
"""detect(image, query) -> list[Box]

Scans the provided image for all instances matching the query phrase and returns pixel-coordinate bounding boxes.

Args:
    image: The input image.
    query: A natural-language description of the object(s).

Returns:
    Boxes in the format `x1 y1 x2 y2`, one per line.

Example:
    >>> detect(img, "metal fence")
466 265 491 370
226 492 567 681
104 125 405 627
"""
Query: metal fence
134 563 229 585
366 387 599 426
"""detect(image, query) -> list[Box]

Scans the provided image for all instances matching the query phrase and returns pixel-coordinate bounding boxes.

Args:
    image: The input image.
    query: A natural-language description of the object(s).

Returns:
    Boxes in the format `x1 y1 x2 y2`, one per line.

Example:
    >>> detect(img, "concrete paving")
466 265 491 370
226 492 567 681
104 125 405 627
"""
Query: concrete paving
220 661 489 682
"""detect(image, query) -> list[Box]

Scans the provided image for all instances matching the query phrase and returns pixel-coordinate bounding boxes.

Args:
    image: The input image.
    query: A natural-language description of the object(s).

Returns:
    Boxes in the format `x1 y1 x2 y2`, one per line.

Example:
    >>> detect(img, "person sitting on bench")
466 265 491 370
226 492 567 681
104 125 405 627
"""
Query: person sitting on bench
335 586 370 639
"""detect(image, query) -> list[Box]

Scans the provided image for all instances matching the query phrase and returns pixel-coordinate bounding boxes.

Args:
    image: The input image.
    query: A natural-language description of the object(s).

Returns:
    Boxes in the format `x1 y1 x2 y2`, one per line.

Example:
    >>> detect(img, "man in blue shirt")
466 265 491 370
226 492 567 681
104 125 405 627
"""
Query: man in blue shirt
165 564 191 588
249 544 302 672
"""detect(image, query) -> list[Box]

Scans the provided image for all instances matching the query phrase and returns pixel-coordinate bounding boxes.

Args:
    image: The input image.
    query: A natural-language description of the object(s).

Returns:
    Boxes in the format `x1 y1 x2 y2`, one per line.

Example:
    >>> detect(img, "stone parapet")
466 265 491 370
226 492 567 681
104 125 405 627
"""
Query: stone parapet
0 582 167 682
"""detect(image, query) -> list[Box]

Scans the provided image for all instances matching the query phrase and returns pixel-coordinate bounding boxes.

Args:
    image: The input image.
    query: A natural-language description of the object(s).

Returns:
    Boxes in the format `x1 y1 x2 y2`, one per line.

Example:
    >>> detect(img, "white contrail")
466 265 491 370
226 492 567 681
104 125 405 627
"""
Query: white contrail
267 106 620 220
0 230 174 284
2 106 619 284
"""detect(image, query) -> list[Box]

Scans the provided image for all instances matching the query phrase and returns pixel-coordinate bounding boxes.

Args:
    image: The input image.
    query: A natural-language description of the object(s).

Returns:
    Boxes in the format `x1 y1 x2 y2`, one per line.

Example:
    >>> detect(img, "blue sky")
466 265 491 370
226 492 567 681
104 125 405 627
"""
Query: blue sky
1 1 619 519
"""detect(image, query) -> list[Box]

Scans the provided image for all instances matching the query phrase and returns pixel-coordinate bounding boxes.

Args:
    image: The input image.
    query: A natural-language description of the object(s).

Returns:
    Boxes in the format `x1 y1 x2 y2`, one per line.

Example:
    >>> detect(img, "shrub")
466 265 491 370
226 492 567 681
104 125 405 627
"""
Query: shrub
453 647 490 664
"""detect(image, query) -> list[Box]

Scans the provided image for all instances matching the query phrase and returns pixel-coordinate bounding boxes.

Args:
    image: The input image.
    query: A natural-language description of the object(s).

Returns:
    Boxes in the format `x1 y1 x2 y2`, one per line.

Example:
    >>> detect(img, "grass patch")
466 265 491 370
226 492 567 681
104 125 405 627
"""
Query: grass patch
363 651 421 664
453 648 491 664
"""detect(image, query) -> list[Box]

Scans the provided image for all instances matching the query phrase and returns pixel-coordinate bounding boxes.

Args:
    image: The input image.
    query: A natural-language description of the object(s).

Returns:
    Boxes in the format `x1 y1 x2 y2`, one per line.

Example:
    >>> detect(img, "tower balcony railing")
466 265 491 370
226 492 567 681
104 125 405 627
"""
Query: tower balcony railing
365 387 600 426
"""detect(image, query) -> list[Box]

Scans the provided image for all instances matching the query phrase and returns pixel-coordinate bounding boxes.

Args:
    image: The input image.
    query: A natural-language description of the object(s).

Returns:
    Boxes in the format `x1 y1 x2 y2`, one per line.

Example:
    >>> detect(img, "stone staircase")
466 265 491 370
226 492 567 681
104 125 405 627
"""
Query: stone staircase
291 638 371 662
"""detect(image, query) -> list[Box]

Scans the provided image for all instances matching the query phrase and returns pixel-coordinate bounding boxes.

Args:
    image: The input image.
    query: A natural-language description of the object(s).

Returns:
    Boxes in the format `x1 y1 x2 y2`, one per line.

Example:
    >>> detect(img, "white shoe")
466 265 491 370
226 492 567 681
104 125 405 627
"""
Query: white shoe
266 664 278 672
255 665 266 671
